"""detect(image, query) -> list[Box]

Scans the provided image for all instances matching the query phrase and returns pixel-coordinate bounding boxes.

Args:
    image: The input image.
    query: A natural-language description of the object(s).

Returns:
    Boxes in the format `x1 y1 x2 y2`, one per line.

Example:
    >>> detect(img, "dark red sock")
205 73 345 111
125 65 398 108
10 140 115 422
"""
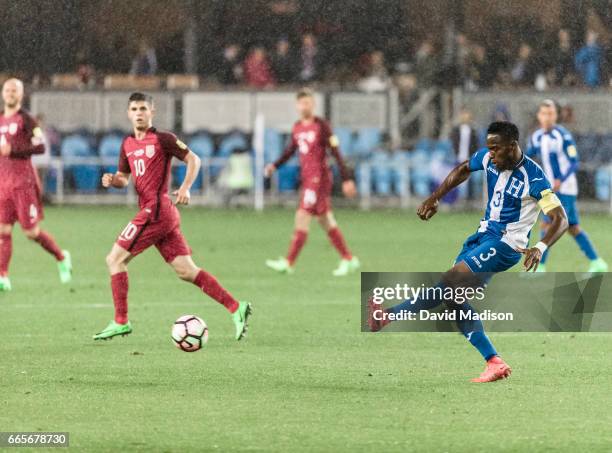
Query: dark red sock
34 230 64 261
0 234 12 276
286 229 308 265
327 227 352 260
111 272 129 324
193 270 239 313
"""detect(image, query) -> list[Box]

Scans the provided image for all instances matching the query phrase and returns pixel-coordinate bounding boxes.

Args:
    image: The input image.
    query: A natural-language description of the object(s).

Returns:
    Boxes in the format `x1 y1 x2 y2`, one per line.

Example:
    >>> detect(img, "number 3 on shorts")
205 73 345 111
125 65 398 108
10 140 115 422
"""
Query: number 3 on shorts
479 247 497 262
120 222 138 241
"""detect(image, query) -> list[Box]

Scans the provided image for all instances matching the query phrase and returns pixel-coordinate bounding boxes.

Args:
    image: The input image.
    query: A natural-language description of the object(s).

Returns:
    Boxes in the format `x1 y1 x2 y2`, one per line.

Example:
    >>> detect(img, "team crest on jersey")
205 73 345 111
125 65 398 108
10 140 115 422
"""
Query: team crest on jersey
134 149 144 157
145 145 155 158
8 123 18 135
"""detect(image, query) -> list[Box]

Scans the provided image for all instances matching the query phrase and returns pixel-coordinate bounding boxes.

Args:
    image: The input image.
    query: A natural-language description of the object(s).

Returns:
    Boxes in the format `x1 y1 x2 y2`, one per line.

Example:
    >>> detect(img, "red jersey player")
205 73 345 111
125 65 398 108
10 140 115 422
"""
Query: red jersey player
93 92 251 341
0 78 72 291
264 89 360 276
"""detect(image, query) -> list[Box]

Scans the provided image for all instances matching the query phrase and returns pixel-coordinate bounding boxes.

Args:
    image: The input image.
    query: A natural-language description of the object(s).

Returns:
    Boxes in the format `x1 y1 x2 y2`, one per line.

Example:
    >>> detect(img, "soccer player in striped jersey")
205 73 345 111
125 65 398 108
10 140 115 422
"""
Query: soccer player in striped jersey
527 99 607 273
368 122 568 382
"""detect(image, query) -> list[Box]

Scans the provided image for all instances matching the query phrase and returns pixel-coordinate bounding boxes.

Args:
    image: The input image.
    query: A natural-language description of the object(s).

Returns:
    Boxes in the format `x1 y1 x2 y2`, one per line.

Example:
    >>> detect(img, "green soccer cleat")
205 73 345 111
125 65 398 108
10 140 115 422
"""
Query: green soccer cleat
232 301 252 341
265 257 294 274
0 275 12 291
332 256 361 276
93 320 132 341
588 258 609 273
58 250 72 284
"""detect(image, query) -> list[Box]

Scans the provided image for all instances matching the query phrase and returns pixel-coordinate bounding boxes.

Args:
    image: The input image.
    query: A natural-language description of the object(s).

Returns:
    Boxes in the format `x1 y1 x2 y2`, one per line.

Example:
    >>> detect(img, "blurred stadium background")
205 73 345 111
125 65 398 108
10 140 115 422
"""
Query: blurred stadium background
1 0 612 210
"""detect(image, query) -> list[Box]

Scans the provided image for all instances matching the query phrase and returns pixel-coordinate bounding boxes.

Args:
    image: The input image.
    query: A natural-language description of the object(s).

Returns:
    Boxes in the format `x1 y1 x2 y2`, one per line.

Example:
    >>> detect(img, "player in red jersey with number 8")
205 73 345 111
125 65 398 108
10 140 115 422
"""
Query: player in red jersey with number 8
0 79 72 291
265 89 360 276
93 92 251 341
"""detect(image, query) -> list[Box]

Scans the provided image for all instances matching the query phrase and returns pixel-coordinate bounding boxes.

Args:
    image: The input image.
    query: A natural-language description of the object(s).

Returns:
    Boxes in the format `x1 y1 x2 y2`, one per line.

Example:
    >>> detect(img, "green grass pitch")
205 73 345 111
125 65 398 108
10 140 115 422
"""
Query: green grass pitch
1 205 611 452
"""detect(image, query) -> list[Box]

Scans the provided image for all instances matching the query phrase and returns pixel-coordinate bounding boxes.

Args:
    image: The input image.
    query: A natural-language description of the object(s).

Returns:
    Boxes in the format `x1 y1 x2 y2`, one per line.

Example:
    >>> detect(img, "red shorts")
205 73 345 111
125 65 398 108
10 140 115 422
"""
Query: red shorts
116 204 191 263
299 183 331 216
0 186 44 229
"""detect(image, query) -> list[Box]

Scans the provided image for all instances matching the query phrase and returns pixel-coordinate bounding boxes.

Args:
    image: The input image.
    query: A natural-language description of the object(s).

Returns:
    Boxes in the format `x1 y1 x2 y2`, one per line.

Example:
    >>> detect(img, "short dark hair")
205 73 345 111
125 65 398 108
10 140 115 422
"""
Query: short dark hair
487 121 519 143
296 88 314 100
128 92 153 105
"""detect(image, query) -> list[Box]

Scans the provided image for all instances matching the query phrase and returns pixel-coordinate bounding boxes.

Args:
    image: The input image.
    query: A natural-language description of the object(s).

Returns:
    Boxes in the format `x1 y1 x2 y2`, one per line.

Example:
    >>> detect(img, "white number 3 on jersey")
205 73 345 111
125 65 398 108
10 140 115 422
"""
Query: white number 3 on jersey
479 247 497 262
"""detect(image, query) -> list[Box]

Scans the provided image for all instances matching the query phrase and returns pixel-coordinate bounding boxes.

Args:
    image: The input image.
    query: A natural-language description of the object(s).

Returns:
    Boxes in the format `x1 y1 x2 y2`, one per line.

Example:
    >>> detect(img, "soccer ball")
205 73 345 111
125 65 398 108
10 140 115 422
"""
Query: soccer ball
172 315 209 352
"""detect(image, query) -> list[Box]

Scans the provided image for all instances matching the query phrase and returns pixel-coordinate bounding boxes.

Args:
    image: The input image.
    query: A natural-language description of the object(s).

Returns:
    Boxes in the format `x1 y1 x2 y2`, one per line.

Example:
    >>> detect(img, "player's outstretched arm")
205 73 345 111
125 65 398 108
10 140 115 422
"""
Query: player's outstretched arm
518 205 568 272
102 172 129 189
417 161 471 221
173 150 201 205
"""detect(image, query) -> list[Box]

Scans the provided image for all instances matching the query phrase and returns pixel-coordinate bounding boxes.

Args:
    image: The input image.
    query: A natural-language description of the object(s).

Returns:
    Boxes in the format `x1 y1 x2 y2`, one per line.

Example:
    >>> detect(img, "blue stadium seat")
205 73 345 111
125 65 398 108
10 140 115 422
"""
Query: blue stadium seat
352 128 382 158
410 148 431 197
216 132 249 179
433 139 452 159
372 152 392 196
414 138 433 152
61 133 99 193
391 151 411 196
334 127 354 157
98 133 125 193
277 155 300 192
264 128 283 163
594 168 610 201
172 133 214 190
218 131 249 157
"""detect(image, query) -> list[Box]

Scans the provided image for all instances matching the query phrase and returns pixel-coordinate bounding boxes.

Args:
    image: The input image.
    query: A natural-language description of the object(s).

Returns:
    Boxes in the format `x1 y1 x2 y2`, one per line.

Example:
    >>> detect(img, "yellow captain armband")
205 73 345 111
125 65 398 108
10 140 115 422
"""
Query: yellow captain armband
567 144 577 158
33 126 44 138
537 189 561 214
329 135 339 147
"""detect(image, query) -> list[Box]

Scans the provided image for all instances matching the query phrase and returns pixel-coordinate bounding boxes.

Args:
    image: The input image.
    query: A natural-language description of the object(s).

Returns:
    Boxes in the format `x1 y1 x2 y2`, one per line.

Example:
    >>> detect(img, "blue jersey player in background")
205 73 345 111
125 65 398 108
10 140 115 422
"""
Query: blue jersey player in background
368 122 568 383
527 99 608 273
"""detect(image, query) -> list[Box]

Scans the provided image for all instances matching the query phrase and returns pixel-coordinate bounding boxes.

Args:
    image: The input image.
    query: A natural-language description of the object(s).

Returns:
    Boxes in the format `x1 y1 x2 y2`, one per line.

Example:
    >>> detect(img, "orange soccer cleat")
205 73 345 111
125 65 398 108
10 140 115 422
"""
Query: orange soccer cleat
367 297 390 332
471 356 512 383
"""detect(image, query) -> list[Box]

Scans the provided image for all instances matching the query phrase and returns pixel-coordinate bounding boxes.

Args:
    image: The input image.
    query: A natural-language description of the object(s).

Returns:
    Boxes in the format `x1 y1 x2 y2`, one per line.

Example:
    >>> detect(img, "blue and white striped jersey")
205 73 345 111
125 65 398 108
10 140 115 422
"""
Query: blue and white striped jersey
469 148 555 250
527 125 579 196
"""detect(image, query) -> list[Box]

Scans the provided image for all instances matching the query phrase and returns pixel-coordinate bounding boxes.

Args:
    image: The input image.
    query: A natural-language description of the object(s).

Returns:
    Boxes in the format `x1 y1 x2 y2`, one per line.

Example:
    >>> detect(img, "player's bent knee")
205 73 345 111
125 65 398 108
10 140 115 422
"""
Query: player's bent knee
23 227 40 240
568 224 581 236
170 256 199 281
0 224 12 235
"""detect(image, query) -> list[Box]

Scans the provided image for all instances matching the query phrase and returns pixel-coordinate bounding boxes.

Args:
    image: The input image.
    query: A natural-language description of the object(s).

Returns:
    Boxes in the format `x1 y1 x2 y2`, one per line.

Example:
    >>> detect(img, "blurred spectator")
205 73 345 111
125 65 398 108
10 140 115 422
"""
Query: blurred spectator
559 104 577 130
271 38 296 84
510 43 537 86
219 44 243 85
358 50 390 92
551 29 575 86
243 47 276 88
490 102 511 122
575 30 603 88
454 33 471 86
414 40 438 88
450 107 479 163
299 33 323 82
75 50 95 88
129 41 158 76
466 45 495 90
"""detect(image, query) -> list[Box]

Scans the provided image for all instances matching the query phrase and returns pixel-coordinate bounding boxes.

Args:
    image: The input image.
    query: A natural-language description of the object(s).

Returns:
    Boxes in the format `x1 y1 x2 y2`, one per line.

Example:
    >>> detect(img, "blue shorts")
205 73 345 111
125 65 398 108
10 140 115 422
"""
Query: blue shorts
543 194 579 226
454 232 522 273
